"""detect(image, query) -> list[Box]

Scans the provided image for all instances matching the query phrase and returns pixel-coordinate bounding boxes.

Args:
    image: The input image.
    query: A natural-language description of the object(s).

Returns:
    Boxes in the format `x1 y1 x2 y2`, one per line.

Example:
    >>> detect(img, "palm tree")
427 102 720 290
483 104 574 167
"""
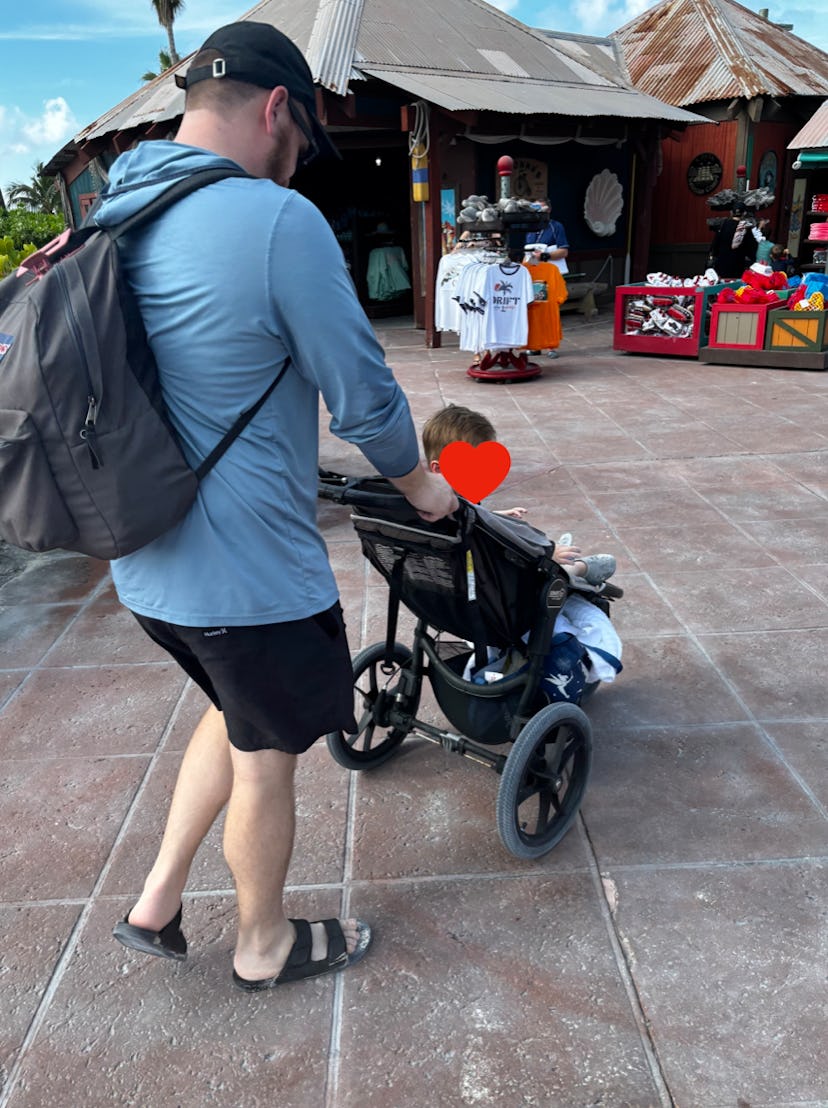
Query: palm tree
7 163 60 214
151 0 185 66
141 47 173 82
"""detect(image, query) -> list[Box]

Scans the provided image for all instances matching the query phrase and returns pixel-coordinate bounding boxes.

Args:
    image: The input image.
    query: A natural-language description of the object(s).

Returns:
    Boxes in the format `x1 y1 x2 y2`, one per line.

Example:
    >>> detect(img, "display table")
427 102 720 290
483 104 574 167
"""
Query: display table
613 282 739 357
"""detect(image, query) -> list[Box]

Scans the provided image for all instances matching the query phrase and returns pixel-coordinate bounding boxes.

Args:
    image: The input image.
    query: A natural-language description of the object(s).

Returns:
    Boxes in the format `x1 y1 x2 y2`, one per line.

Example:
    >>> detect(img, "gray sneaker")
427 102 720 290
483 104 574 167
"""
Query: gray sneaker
581 554 616 585
557 532 573 547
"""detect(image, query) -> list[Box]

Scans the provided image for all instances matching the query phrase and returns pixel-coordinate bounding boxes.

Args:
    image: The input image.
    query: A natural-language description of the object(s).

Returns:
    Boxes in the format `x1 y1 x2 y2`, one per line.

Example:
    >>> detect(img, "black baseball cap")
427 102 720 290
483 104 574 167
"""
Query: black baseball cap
175 21 339 162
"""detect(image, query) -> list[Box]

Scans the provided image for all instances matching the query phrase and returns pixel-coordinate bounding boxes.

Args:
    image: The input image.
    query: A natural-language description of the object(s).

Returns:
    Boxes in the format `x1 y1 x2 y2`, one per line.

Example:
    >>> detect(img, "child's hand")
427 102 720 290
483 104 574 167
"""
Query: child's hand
552 543 581 566
494 506 527 519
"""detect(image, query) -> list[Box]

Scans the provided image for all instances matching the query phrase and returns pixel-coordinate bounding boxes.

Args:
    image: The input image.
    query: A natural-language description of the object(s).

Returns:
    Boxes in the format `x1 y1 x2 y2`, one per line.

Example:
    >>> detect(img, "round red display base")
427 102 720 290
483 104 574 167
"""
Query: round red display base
467 350 543 382
467 363 543 382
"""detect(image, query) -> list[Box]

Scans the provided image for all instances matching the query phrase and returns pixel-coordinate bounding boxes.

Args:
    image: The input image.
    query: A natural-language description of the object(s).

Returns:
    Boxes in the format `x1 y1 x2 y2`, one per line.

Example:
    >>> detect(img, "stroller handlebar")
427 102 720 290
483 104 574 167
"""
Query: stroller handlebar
318 469 466 526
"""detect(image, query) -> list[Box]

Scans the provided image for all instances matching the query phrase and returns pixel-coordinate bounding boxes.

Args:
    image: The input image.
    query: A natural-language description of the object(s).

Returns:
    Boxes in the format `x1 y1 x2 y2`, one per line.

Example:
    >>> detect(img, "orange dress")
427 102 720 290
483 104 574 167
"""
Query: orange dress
521 262 568 350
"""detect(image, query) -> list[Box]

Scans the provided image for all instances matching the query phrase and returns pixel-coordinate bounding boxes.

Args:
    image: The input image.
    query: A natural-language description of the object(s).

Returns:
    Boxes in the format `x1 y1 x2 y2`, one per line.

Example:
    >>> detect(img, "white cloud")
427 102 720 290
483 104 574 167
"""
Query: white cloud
572 0 614 32
0 97 78 195
489 0 522 13
21 98 78 145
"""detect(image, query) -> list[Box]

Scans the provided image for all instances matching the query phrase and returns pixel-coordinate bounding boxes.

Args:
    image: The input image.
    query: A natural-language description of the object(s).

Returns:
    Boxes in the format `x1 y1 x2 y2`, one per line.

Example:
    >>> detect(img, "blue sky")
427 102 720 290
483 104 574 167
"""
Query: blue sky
1 0 822 203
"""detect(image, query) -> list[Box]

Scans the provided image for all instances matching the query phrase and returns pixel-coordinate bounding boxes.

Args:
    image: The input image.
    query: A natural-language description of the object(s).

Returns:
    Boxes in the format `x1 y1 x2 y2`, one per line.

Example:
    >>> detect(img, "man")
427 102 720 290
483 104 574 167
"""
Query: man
524 198 569 276
95 21 457 991
708 201 762 278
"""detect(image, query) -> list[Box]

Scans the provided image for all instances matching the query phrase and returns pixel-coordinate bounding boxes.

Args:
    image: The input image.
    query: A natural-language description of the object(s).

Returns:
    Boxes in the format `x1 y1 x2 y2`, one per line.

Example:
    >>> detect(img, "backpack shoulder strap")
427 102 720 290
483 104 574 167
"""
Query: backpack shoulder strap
95 166 252 239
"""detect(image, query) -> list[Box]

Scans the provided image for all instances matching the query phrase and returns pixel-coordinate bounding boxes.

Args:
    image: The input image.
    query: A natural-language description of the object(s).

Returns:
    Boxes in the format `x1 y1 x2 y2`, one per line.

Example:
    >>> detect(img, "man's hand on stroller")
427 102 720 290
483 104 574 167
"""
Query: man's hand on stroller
390 462 459 522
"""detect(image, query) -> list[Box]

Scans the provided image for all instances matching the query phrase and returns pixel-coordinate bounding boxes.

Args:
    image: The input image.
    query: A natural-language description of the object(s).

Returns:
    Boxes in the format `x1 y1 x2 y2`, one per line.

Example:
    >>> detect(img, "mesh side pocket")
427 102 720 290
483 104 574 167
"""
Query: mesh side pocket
0 409 78 551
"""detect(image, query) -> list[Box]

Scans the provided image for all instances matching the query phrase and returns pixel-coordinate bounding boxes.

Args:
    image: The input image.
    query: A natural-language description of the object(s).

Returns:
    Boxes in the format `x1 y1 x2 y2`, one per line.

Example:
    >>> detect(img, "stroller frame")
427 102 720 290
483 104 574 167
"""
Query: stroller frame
318 471 621 859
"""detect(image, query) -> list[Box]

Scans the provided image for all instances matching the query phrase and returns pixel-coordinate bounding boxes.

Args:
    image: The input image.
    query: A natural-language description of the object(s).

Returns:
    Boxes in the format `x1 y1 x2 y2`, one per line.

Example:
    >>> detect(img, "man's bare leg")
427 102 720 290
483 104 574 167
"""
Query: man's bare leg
127 703 231 930
226 745 360 980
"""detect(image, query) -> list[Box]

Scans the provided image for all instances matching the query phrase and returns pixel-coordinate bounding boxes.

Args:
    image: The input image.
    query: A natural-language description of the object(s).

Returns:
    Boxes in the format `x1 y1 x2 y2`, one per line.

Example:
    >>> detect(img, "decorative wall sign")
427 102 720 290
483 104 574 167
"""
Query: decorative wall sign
584 169 623 236
511 158 548 200
687 153 723 196
758 150 778 193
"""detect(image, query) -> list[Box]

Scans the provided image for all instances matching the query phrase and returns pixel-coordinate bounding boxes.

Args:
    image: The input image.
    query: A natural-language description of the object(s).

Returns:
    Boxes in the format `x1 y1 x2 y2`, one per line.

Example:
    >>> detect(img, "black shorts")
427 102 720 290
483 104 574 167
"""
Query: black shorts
131 603 357 754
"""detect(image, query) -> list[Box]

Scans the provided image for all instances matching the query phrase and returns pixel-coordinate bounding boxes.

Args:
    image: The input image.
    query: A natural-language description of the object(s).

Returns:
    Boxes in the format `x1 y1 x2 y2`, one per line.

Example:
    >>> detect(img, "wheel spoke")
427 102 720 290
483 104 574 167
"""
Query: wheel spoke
346 710 373 748
358 721 376 751
327 646 416 770
517 735 580 838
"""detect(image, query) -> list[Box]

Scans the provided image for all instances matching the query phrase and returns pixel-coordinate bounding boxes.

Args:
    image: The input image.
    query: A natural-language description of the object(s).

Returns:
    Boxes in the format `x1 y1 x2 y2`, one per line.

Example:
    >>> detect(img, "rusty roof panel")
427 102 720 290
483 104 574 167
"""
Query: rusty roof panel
613 0 828 106
789 100 828 148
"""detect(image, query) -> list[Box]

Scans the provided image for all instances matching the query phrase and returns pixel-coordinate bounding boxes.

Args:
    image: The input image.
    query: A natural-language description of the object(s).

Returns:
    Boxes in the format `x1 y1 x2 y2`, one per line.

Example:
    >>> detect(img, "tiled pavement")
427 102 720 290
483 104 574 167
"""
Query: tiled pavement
0 313 826 1107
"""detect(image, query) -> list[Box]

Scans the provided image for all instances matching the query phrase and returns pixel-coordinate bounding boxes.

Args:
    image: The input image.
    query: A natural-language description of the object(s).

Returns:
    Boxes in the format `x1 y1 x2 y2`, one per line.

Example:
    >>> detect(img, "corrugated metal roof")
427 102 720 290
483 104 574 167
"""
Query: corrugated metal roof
305 0 365 93
789 100 828 149
612 0 828 107
359 67 702 120
51 0 704 164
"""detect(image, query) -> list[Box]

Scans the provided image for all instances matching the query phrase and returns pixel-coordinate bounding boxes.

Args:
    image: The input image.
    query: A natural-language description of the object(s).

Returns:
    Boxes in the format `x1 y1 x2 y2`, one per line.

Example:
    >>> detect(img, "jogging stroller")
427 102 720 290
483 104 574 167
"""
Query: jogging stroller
318 470 623 860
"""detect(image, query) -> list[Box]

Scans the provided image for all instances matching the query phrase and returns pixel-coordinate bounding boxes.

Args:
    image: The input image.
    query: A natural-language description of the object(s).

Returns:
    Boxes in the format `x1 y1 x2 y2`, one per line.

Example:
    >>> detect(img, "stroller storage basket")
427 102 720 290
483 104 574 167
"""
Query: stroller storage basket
427 639 544 745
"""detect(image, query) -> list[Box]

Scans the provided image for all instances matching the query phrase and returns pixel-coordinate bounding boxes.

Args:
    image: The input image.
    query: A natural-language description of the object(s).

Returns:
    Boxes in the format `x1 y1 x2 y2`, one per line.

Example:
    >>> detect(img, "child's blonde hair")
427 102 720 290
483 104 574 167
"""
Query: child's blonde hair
421 404 496 463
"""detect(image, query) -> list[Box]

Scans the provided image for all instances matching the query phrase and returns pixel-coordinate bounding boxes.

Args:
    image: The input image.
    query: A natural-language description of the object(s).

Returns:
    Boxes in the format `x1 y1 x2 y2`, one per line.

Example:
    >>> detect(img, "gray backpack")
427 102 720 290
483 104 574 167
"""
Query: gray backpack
0 167 288 560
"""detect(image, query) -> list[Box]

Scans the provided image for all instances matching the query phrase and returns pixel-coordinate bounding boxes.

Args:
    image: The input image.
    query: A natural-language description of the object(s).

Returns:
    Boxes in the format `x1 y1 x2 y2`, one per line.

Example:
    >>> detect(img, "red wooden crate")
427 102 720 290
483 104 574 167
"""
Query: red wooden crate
613 283 738 357
708 301 777 350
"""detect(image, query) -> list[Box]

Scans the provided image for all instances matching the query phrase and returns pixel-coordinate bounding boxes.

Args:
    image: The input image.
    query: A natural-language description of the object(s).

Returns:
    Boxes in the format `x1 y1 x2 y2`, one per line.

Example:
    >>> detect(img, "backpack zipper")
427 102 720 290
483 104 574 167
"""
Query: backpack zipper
54 264 102 469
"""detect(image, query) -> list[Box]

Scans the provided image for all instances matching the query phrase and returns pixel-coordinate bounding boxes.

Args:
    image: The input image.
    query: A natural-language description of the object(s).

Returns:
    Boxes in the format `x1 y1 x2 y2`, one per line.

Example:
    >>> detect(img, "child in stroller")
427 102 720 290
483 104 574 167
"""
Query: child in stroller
317 456 623 860
421 403 618 591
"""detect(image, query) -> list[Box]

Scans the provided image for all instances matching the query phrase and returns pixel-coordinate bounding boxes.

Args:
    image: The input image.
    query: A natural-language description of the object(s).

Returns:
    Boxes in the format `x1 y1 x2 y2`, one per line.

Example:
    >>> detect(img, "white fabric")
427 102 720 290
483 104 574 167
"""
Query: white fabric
481 263 534 350
553 594 622 682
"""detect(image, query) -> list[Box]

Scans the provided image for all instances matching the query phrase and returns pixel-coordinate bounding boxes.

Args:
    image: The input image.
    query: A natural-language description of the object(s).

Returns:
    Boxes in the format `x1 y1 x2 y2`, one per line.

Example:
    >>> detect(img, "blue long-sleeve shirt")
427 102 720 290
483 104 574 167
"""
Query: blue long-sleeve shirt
95 142 419 625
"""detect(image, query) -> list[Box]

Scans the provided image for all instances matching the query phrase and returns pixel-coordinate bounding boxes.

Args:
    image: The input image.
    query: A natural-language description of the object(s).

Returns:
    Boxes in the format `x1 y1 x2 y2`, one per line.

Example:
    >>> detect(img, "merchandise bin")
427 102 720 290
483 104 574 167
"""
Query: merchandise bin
765 308 828 351
707 301 778 351
613 282 739 357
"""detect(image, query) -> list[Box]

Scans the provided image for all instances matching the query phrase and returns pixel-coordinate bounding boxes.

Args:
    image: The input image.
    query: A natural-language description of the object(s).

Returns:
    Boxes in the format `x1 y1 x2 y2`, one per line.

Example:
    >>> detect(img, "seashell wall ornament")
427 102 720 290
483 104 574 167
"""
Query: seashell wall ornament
584 169 623 237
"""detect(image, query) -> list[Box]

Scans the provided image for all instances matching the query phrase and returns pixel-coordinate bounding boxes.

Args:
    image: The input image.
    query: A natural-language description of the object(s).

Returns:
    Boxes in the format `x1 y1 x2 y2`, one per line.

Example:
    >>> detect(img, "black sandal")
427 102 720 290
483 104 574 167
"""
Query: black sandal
232 918 372 991
112 904 188 961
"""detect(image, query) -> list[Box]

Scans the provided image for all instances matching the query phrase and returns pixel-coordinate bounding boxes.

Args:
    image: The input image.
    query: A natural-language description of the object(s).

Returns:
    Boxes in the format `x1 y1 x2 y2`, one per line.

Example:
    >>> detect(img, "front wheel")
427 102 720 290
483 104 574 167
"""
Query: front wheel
496 703 592 859
326 642 418 771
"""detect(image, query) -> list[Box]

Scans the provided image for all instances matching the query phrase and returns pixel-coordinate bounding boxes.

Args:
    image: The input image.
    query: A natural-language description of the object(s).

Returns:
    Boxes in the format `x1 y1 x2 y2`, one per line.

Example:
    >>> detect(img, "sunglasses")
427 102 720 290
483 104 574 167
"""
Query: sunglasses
287 100 320 170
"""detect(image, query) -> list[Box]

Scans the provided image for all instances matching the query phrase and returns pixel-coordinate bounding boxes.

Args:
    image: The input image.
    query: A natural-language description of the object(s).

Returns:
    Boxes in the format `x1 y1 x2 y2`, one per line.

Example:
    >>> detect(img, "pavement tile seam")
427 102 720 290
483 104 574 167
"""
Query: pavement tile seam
576 826 676 1107
0 676 197 1103
0 569 108 658
576 856 828 875
601 610 828 821
0 898 90 1104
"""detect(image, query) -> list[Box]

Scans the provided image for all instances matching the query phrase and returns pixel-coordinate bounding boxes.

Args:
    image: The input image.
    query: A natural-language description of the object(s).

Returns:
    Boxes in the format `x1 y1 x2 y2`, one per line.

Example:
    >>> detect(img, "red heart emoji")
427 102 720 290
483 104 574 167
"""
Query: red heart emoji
438 440 511 503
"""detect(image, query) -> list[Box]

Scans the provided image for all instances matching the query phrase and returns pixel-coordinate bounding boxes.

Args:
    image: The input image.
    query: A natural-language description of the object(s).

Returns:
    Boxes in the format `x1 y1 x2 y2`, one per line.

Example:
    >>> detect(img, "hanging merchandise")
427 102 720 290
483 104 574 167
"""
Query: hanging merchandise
452 260 534 353
434 234 504 333
408 101 430 202
521 260 568 351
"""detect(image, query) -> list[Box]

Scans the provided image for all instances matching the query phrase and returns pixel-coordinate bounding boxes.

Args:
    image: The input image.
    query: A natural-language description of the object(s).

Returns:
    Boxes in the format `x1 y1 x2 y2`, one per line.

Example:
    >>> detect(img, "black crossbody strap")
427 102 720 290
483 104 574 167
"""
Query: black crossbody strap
194 358 291 481
103 166 252 239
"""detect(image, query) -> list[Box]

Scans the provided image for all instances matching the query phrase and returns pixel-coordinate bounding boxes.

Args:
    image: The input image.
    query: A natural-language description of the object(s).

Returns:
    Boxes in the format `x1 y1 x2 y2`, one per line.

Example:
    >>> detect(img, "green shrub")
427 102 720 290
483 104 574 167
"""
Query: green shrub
0 209 65 251
0 236 38 278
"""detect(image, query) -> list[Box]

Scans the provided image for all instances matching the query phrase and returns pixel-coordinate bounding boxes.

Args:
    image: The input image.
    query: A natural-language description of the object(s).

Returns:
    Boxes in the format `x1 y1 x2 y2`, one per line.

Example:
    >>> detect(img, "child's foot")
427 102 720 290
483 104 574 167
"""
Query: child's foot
579 554 616 585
